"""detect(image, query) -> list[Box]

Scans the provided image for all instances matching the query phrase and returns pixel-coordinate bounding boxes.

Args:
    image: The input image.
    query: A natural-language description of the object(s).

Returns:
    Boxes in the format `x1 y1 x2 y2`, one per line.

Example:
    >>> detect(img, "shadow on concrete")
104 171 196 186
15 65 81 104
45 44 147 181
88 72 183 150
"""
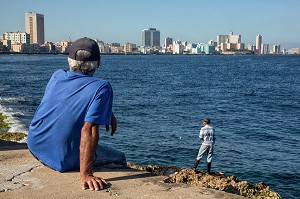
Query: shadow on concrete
92 167 158 182
0 140 28 151
105 172 156 182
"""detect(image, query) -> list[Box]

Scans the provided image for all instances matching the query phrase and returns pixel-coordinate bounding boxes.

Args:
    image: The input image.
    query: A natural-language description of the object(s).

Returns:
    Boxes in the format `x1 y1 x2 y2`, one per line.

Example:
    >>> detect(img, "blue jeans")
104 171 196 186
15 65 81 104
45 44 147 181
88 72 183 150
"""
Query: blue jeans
196 144 214 163
94 144 126 166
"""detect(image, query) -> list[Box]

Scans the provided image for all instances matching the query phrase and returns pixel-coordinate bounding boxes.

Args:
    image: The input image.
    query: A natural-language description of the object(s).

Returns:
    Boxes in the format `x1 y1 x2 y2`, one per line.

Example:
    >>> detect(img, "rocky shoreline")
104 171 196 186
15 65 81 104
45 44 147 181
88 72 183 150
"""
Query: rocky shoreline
127 163 282 199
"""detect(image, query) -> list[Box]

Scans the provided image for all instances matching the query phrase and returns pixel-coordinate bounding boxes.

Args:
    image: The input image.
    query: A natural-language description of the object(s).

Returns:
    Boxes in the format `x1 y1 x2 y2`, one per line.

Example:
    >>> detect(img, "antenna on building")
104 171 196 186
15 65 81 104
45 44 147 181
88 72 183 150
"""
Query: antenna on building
69 36 71 42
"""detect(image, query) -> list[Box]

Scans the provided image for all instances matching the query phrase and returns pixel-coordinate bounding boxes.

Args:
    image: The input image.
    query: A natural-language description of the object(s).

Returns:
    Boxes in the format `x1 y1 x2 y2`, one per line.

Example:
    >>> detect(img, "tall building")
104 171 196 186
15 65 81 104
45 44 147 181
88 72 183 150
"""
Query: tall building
217 35 228 46
142 28 160 47
164 37 173 48
272 44 281 54
228 32 241 44
261 44 269 54
217 32 243 51
165 37 173 48
256 35 262 54
217 32 241 46
25 12 45 45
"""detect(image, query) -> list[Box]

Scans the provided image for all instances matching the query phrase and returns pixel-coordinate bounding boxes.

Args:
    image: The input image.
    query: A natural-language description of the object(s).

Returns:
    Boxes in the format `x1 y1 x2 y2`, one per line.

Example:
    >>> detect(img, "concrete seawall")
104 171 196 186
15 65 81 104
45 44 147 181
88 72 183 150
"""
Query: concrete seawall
0 140 281 199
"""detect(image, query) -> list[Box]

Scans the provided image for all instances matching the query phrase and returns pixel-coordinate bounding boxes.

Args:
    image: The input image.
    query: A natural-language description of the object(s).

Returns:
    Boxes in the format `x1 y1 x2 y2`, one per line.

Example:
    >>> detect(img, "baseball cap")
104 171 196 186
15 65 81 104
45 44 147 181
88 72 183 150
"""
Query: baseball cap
68 37 100 61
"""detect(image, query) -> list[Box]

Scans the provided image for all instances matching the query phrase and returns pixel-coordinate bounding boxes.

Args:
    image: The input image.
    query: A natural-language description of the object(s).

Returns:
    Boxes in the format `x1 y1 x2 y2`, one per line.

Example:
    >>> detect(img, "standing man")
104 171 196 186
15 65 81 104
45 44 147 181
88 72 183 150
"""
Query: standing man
27 37 126 191
192 118 216 173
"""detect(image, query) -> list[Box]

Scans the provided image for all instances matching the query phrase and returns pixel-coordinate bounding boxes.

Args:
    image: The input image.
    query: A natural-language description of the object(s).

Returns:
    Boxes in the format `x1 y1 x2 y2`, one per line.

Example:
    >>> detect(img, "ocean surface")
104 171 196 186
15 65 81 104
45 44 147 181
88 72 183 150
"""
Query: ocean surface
0 54 299 198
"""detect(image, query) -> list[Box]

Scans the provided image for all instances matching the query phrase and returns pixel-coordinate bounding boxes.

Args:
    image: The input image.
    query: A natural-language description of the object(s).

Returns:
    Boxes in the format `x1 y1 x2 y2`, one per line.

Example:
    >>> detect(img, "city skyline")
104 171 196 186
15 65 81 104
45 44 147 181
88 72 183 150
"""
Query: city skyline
1 0 300 49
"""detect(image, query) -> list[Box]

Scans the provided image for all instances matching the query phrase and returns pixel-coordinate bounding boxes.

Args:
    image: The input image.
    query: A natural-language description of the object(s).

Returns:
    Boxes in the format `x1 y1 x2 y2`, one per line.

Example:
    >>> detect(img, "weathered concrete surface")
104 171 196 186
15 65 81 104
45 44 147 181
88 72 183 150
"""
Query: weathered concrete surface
0 140 246 199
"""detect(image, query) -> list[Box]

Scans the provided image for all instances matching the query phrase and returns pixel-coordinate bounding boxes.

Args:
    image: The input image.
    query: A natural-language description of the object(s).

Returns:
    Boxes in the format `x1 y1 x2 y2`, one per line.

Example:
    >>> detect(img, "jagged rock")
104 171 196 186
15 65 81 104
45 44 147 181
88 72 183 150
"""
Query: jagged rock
127 163 282 199
165 168 282 199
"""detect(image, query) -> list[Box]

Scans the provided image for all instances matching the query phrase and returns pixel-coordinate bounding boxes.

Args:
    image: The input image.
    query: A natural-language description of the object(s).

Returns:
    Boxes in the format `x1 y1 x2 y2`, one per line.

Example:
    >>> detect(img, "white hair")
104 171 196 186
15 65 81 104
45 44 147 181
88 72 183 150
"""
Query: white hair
68 50 99 74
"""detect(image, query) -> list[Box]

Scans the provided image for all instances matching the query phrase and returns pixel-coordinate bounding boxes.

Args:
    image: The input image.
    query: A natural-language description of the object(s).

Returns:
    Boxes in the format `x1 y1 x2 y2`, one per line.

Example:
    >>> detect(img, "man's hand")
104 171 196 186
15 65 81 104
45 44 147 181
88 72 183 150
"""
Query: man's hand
81 174 108 191
106 112 117 136
80 122 104 191
111 112 117 135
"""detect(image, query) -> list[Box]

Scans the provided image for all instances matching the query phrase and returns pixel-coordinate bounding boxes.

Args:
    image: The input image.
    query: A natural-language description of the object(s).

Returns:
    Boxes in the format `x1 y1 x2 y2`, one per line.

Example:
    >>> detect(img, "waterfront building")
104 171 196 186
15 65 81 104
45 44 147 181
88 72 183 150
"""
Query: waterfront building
208 40 217 46
272 44 281 54
60 40 71 53
261 44 269 54
2 40 12 51
110 43 121 54
192 43 215 54
287 48 300 54
247 44 256 52
226 42 235 50
164 37 173 48
237 43 245 50
124 42 136 54
172 40 184 54
102 44 110 53
25 12 45 45
111 43 121 47
217 35 228 46
256 35 262 54
11 42 25 52
95 40 109 53
282 48 287 54
3 32 30 45
217 32 244 52
163 37 173 54
142 28 160 47
228 32 241 44
44 42 56 53
184 43 194 54
139 46 153 54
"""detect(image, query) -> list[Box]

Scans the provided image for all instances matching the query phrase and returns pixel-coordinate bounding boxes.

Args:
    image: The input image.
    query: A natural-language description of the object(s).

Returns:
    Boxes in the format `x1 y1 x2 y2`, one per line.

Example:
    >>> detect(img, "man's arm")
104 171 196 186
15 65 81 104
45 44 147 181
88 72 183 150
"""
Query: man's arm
80 122 107 191
106 112 117 136
199 129 204 141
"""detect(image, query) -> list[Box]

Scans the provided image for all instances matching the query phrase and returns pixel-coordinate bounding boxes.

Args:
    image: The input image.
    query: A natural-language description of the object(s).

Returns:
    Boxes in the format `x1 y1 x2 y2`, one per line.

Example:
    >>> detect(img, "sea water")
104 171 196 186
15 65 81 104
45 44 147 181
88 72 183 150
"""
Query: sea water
0 54 299 198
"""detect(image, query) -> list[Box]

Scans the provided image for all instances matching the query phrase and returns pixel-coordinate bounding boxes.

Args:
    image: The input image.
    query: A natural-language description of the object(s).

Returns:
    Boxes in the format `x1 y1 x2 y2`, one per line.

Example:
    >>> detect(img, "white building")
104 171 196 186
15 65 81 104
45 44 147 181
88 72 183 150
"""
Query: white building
208 40 217 46
217 35 228 46
172 40 184 54
261 44 269 54
228 32 241 43
272 44 281 54
287 48 300 54
256 35 262 54
247 44 256 51
217 32 243 51
3 32 30 45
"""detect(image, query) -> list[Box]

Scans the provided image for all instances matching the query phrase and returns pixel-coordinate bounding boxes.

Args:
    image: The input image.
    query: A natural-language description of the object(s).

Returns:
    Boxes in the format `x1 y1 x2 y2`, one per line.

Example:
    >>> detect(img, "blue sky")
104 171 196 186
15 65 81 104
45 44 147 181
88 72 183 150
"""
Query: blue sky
1 0 299 48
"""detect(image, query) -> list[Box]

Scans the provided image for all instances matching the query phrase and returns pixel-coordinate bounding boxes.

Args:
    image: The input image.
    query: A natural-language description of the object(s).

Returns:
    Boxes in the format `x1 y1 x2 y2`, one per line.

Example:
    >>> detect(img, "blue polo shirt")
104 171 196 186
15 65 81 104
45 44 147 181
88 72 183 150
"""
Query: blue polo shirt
27 69 113 172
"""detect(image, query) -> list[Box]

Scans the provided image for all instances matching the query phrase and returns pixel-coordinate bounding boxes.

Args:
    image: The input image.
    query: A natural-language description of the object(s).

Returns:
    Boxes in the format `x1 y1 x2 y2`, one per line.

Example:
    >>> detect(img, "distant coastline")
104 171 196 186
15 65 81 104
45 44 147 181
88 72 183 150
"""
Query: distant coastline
0 52 68 55
1 51 299 56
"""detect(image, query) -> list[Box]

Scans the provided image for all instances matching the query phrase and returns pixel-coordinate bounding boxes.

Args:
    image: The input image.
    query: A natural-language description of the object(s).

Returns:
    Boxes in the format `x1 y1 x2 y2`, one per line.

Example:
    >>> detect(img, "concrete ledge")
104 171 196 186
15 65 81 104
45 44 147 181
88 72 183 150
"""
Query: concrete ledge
0 141 246 199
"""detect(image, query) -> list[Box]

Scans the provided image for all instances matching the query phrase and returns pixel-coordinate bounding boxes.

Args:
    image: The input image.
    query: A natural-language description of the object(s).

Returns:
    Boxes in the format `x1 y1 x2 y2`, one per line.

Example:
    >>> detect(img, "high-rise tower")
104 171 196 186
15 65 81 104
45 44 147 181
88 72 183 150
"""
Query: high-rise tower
142 28 160 47
165 37 173 48
256 35 262 54
25 12 45 45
